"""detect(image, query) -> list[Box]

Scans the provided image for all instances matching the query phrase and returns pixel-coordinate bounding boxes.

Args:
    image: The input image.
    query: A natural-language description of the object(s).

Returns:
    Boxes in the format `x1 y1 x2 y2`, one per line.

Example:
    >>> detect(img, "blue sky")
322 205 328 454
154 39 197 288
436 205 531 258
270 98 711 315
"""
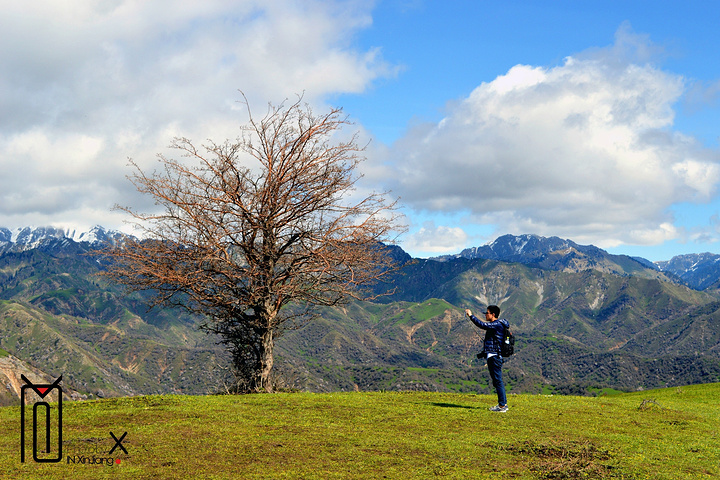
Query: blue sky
0 0 718 261
339 0 720 261
342 1 720 147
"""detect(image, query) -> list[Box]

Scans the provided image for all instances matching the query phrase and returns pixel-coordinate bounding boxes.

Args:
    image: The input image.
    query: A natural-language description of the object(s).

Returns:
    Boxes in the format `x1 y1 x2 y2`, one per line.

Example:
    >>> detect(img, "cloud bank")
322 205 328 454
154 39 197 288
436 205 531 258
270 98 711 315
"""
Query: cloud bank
390 28 720 248
0 0 392 231
401 221 469 254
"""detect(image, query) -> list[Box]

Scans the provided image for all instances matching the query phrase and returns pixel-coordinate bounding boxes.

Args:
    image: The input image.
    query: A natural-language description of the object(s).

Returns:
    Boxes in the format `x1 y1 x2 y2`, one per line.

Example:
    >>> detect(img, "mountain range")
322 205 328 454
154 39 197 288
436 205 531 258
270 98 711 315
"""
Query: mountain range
435 233 704 287
2 227 719 289
0 225 126 253
1 226 719 401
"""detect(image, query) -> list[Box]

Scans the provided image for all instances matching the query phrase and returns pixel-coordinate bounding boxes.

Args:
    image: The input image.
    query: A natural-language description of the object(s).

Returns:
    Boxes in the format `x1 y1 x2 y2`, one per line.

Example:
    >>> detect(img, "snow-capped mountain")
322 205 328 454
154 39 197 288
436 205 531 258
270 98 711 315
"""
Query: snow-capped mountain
432 233 667 279
656 253 720 290
0 226 126 253
453 233 599 263
430 233 720 291
4 227 720 291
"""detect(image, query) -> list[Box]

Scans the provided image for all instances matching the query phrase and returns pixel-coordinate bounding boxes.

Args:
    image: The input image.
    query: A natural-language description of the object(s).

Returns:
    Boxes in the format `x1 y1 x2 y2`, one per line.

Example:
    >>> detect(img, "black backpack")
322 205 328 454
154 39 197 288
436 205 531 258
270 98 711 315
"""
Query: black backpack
500 322 515 357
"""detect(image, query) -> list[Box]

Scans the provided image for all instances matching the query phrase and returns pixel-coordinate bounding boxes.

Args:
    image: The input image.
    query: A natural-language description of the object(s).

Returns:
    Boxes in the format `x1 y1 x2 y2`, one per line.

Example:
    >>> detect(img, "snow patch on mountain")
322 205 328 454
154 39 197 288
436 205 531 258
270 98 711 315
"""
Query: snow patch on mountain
0 225 126 253
655 253 720 290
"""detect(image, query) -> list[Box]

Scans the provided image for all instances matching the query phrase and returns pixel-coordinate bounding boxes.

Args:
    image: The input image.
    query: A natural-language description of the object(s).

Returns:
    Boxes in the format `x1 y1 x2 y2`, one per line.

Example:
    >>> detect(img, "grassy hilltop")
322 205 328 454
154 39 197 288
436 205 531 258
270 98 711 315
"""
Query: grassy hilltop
1 383 718 479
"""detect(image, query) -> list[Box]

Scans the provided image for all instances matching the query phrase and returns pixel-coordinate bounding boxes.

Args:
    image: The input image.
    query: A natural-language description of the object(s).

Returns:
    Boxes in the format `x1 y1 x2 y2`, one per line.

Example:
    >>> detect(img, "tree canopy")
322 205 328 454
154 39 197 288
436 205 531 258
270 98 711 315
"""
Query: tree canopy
102 96 404 392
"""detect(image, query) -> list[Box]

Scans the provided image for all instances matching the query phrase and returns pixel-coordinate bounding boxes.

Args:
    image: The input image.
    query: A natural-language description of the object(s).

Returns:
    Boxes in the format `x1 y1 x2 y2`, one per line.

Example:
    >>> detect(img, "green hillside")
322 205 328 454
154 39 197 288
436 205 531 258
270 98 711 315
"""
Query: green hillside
0 247 231 397
1 383 717 479
0 300 228 397
274 298 720 396
3 244 720 398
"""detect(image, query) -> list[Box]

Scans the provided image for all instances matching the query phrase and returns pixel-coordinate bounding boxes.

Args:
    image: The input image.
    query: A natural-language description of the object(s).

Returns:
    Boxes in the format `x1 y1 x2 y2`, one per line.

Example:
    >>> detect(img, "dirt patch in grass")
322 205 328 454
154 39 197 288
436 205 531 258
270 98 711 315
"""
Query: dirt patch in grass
495 439 617 479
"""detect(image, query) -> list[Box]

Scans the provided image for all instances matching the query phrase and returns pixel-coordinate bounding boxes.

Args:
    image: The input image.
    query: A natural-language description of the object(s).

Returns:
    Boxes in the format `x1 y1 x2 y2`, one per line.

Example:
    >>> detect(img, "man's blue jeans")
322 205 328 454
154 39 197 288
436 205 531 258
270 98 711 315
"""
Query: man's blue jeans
487 355 507 406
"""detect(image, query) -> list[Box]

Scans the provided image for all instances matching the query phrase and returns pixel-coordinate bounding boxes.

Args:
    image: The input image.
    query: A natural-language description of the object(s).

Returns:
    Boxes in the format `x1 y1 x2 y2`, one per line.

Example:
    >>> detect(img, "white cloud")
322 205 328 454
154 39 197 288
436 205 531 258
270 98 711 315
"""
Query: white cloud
402 222 469 255
386 28 720 247
672 159 720 198
0 0 392 231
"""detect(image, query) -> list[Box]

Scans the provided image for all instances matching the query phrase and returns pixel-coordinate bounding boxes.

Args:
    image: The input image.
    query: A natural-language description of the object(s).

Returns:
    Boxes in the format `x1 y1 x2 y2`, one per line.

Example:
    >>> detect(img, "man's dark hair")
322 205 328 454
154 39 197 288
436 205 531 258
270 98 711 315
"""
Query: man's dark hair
487 305 500 317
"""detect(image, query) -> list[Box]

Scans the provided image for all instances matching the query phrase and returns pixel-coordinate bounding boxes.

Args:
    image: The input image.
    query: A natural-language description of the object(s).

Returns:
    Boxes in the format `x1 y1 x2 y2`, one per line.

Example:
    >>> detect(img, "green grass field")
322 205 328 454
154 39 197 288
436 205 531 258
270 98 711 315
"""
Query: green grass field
1 384 718 479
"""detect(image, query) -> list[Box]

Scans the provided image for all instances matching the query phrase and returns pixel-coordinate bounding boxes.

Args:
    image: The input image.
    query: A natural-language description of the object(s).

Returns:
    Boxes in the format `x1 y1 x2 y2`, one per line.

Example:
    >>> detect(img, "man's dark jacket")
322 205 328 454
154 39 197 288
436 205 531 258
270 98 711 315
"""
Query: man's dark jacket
469 315 509 357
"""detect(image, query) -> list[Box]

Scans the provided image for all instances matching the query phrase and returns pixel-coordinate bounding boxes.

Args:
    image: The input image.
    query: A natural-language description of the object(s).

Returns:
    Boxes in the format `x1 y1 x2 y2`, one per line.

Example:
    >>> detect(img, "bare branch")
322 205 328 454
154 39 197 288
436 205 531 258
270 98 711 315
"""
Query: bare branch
100 95 405 392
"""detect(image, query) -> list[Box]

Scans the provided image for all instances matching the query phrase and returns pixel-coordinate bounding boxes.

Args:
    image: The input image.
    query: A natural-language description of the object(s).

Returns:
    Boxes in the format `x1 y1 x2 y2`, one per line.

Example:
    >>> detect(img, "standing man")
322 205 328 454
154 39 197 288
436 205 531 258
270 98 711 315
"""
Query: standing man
466 305 509 412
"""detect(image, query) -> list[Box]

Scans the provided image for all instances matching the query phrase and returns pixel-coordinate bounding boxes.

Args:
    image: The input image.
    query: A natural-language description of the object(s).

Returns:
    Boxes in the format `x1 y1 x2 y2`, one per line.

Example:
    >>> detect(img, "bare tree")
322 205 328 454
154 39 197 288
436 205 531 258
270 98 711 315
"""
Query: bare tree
101 96 404 393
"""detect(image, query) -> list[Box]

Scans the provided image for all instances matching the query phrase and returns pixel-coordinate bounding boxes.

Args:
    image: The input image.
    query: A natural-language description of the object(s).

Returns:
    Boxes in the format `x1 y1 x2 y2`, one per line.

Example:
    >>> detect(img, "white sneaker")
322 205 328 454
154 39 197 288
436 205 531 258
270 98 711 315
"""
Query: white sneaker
489 405 508 412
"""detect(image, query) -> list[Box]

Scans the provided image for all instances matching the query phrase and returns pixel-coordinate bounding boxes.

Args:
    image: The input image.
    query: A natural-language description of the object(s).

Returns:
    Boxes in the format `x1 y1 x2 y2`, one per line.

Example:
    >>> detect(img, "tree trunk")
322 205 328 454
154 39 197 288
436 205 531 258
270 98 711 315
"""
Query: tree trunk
226 322 276 394
256 327 274 393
